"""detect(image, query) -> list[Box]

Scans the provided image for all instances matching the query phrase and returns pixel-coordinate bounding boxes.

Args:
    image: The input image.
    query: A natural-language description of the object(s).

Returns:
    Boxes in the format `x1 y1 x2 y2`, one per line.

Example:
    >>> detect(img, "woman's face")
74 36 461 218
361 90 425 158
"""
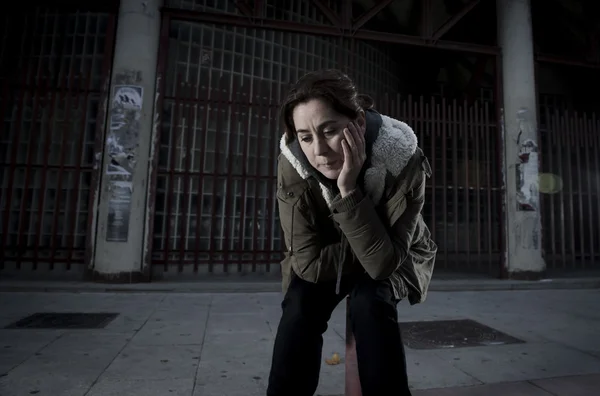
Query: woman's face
292 98 365 180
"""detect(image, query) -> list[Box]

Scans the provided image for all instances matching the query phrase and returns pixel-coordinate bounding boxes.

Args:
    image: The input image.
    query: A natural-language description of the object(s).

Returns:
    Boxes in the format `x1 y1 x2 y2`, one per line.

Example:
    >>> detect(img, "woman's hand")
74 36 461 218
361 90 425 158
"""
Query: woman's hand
338 121 366 197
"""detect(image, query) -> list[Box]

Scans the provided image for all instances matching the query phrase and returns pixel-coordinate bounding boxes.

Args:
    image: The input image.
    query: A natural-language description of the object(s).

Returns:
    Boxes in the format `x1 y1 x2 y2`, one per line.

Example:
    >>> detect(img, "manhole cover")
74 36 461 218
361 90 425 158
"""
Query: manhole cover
399 319 524 350
4 313 119 329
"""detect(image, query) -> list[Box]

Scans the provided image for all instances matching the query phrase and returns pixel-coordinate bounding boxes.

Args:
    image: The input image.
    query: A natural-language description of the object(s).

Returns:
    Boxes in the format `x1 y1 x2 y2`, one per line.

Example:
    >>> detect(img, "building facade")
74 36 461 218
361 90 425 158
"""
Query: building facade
1 0 599 281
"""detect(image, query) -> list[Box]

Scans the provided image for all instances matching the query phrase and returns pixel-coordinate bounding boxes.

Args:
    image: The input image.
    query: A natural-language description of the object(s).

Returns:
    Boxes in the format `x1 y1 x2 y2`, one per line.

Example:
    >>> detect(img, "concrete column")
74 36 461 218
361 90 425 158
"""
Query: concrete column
497 0 545 277
91 0 162 282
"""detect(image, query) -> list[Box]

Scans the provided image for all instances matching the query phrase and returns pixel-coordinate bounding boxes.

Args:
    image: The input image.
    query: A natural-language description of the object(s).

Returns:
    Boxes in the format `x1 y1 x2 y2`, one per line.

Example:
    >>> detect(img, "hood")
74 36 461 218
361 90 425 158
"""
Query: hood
279 112 418 207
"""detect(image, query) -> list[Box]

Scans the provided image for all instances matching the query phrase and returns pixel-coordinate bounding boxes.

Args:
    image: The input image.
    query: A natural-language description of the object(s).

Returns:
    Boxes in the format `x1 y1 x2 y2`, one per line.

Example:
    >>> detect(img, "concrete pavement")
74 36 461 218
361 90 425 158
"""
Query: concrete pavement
0 289 599 395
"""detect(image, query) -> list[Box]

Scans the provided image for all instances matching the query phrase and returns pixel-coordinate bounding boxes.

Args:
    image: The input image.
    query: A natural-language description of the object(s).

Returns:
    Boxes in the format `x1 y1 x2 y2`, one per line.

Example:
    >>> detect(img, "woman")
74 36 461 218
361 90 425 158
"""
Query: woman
267 69 437 396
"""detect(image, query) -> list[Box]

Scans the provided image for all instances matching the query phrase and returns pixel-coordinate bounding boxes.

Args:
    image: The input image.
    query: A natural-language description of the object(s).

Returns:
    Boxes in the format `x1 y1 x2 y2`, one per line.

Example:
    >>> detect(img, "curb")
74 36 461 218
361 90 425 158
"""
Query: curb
0 278 599 293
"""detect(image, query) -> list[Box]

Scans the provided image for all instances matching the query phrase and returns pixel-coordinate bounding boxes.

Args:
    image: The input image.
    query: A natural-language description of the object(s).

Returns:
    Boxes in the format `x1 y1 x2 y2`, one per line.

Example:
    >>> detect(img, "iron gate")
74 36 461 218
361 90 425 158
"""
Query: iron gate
0 5 116 274
540 109 600 271
148 13 504 277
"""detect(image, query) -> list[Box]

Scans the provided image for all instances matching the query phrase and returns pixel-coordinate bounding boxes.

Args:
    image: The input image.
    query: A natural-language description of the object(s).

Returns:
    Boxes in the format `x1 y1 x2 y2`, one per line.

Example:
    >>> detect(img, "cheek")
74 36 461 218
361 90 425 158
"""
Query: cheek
330 135 345 155
300 145 317 164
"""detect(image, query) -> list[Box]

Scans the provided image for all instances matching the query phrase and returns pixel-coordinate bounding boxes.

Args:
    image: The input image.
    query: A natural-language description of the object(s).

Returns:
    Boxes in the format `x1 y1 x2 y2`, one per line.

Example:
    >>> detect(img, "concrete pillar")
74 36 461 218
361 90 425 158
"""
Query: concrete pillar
497 0 545 277
91 0 162 282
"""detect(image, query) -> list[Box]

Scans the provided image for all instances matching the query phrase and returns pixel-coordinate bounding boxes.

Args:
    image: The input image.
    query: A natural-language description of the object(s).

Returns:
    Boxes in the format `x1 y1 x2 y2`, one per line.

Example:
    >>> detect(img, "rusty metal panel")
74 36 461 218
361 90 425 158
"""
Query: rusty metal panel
540 109 600 271
0 9 116 274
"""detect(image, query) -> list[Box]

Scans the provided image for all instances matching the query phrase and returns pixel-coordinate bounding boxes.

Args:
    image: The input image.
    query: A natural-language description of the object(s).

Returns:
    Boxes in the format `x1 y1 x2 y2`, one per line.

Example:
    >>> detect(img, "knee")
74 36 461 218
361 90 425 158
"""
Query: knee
279 286 328 334
348 280 397 323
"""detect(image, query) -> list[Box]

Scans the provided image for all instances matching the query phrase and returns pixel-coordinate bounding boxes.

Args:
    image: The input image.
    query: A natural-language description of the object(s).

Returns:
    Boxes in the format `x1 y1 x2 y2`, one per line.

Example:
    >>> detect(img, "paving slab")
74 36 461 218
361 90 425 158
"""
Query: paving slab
433 341 600 384
413 381 553 396
87 378 195 396
100 344 202 381
532 373 600 396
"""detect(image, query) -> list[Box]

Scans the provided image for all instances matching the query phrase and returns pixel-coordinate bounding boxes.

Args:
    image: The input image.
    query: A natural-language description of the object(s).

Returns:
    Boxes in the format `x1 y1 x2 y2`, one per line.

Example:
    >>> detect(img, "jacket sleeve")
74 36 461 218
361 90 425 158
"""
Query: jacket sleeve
276 155 353 283
330 163 427 280
278 197 352 282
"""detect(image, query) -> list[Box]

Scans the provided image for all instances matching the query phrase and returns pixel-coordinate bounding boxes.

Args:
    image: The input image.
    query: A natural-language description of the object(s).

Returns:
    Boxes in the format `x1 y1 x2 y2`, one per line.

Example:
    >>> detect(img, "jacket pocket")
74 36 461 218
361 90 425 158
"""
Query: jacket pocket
276 180 309 257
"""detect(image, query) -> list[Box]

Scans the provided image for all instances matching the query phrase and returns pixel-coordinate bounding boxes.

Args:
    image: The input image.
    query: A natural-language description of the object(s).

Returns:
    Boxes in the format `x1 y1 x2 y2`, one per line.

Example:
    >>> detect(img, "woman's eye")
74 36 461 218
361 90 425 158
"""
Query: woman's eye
300 136 312 143
323 130 336 136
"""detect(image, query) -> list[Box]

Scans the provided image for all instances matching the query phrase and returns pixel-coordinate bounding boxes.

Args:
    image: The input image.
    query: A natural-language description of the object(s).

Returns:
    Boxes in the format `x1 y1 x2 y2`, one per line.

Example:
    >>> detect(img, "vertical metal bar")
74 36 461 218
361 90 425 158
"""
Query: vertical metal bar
463 100 470 269
16 72 45 268
264 82 278 273
429 97 436 242
33 73 58 269
484 103 492 270
143 12 170 278
474 102 482 271
452 100 459 268
223 82 237 273
253 81 266 271
236 83 251 272
565 111 576 266
178 81 193 272
557 111 567 268
583 113 594 267
545 108 556 269
209 76 225 272
49 63 77 270
0 79 10 268
194 69 211 273
163 74 180 270
574 112 585 268
494 55 506 277
85 13 116 273
442 98 448 268
227 87 241 272
593 113 600 264
65 63 93 269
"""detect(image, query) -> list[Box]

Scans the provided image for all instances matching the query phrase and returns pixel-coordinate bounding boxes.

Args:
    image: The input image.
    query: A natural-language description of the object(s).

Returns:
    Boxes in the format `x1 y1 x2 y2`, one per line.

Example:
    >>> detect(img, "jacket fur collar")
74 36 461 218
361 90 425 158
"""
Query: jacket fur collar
279 112 418 207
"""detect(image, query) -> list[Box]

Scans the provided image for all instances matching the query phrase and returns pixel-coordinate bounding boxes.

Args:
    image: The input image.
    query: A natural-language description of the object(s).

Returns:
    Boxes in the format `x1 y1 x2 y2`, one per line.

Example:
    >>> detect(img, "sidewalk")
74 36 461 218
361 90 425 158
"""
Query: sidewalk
0 289 599 395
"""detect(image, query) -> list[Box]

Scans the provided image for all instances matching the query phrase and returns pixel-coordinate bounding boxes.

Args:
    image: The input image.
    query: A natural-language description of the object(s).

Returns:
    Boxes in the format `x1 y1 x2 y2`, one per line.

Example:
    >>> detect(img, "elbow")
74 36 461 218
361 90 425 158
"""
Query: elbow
365 251 398 281
365 248 408 281
370 269 393 281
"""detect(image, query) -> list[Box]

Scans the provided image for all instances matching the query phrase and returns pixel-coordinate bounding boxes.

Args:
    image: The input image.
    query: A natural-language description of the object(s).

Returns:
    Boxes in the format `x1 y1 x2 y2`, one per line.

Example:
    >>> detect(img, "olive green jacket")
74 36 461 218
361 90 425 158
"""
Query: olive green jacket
277 112 437 304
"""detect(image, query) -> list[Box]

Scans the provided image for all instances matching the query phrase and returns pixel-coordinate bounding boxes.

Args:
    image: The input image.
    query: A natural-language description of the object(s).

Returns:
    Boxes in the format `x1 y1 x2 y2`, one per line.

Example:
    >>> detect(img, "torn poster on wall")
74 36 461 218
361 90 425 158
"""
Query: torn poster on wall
106 181 133 242
106 85 143 175
104 84 143 242
516 139 539 211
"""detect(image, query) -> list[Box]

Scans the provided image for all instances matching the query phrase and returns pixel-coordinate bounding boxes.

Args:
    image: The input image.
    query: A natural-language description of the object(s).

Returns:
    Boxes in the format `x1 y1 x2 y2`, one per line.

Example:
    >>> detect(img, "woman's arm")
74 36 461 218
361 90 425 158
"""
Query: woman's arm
331 159 427 280
277 154 354 283
278 197 353 282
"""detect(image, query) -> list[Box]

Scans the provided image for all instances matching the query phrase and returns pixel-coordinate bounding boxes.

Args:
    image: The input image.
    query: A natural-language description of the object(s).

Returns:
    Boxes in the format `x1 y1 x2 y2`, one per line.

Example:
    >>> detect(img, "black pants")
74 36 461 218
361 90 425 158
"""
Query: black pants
267 273 411 396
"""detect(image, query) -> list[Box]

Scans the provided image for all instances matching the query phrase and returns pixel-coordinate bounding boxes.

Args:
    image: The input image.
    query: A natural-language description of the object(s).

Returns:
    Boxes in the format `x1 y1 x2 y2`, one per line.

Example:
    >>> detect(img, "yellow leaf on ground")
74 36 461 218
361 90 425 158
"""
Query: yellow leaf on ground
325 352 341 365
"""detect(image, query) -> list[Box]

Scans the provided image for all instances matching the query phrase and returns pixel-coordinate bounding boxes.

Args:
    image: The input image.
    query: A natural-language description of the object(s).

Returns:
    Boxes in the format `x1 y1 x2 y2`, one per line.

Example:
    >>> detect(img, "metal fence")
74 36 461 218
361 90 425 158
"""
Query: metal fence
149 73 504 276
540 109 600 271
0 8 115 273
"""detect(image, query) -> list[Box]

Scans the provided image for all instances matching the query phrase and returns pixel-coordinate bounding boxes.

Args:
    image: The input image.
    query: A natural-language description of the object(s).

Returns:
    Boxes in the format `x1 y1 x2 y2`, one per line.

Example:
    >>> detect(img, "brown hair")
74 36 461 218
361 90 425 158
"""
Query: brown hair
280 69 374 143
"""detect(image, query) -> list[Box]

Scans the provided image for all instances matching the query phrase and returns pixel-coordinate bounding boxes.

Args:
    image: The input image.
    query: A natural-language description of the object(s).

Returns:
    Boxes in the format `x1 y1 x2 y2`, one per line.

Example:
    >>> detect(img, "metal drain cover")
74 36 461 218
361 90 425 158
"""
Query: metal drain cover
4 313 119 329
399 319 524 350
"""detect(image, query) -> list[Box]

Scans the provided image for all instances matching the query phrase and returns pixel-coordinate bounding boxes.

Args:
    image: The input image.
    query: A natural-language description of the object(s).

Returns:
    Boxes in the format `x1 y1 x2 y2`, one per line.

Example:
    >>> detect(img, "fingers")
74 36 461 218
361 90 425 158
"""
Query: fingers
345 122 365 162
341 138 350 163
